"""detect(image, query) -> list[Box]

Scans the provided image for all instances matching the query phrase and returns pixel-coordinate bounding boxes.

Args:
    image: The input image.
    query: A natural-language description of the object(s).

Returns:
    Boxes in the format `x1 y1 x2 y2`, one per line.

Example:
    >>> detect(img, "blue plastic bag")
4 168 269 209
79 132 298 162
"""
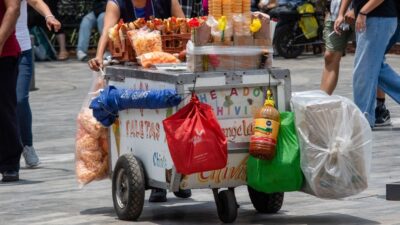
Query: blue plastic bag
90 85 182 127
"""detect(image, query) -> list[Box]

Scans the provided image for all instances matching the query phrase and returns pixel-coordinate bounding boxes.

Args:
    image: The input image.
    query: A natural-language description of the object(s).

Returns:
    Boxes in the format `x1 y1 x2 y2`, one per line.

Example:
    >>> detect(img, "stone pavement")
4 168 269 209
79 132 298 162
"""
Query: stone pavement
1 54 400 225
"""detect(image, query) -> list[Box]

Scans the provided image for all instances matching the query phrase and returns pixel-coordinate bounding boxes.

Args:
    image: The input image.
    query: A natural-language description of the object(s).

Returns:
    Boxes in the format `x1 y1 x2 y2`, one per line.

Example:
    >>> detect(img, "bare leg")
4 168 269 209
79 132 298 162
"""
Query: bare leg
320 50 343 95
56 33 69 60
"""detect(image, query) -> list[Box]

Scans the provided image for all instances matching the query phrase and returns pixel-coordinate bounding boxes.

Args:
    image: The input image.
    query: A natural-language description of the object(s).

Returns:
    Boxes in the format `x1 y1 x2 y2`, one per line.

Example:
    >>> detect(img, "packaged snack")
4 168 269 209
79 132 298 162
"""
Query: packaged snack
128 30 162 56
75 72 110 186
133 18 147 29
137 51 180 68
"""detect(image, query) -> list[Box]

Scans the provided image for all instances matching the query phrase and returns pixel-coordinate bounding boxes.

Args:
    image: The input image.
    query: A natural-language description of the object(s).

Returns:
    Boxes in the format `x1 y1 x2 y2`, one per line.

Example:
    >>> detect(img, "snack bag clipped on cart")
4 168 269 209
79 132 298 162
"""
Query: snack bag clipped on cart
163 93 228 175
291 91 372 199
75 72 110 186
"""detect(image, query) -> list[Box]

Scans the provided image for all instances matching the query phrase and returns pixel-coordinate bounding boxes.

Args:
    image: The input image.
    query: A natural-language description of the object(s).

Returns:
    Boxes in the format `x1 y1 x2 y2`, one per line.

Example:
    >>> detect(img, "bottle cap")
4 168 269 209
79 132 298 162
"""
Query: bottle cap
264 89 275 107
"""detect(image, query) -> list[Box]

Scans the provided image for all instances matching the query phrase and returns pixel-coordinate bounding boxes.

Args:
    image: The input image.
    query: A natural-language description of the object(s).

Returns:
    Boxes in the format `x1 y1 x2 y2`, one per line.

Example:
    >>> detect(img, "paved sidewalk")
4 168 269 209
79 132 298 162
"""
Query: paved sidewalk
1 54 400 225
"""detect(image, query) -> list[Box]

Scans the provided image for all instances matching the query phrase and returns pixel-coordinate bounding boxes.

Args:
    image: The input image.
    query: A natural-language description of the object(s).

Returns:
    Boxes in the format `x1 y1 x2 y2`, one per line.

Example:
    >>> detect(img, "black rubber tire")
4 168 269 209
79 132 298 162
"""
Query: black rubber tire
247 186 284 214
112 154 145 221
217 190 238 223
274 24 304 59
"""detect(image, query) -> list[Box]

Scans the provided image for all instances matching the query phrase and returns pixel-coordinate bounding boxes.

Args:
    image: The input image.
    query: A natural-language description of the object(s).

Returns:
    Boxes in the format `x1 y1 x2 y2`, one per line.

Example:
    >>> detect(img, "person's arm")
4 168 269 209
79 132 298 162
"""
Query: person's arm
333 0 351 33
344 8 355 25
27 0 61 32
0 0 20 54
89 1 120 71
171 0 185 18
355 0 384 32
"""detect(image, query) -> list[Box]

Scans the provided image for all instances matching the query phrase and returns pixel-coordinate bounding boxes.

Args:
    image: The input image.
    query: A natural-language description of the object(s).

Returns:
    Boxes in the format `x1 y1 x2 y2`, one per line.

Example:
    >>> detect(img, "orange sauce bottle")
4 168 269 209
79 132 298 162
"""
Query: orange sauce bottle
249 89 280 160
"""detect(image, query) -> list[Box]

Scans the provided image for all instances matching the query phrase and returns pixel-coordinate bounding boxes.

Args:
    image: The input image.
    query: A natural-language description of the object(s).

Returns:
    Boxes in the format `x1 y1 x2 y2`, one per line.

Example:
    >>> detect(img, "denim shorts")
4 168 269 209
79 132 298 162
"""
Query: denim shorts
323 20 354 52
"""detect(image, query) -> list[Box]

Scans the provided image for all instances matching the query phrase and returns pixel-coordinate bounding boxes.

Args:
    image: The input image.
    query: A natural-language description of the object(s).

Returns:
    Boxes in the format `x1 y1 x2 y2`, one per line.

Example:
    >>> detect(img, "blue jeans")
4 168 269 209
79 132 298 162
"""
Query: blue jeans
16 49 33 147
386 19 400 53
353 17 399 126
77 12 105 53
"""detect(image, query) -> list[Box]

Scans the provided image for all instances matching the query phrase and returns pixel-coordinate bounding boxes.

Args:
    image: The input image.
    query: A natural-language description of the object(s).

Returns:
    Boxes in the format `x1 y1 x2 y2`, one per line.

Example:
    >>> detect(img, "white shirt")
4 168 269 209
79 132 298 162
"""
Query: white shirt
329 0 341 21
16 0 32 51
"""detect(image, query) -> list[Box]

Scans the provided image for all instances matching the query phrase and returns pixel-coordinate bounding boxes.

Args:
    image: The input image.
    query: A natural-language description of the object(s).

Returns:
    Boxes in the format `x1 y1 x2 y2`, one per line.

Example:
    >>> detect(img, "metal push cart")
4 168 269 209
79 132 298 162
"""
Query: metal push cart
105 65 291 223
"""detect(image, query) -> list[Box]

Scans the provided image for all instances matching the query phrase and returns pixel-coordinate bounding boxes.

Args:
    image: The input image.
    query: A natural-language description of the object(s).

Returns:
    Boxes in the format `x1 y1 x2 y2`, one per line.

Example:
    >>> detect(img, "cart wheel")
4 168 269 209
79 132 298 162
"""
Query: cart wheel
112 154 145 221
216 190 238 223
247 186 284 214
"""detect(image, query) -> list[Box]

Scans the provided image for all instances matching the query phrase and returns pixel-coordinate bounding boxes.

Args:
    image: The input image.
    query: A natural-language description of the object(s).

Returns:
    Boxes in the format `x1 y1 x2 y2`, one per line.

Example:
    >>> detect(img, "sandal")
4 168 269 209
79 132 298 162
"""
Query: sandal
57 51 69 61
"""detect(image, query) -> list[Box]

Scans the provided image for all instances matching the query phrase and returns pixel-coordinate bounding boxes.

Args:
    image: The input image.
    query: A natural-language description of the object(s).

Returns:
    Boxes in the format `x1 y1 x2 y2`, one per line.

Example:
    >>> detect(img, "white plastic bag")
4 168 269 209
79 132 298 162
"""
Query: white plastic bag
291 91 372 199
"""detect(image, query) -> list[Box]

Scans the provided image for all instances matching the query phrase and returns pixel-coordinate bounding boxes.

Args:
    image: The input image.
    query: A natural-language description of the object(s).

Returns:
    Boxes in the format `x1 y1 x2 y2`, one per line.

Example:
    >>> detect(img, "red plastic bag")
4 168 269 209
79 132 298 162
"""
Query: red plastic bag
163 94 227 175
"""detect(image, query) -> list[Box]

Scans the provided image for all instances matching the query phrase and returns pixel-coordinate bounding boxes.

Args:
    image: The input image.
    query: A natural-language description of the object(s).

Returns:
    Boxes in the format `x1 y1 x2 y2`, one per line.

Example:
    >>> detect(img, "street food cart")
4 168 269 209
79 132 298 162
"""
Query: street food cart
105 65 291 223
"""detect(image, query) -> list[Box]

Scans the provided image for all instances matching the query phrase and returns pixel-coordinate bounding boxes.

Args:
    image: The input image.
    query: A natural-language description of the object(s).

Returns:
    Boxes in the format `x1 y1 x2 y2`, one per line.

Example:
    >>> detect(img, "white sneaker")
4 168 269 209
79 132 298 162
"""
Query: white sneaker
77 50 88 61
22 146 40 168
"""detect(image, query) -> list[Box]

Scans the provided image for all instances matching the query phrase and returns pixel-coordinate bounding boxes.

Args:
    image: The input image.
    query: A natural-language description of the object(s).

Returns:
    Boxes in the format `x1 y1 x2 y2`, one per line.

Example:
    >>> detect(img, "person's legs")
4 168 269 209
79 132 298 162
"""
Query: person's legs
0 56 23 181
320 20 352 95
149 188 192 202
16 50 33 147
16 49 40 167
56 32 69 60
386 19 400 53
77 12 97 61
320 51 342 95
374 19 400 126
375 88 391 126
149 188 167 202
377 60 400 105
353 17 397 127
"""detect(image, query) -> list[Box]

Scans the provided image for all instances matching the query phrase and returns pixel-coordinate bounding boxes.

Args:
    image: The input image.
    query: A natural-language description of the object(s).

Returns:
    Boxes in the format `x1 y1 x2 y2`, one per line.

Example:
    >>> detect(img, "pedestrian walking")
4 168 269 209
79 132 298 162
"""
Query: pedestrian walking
16 0 61 168
374 1 400 126
335 0 400 127
320 0 354 95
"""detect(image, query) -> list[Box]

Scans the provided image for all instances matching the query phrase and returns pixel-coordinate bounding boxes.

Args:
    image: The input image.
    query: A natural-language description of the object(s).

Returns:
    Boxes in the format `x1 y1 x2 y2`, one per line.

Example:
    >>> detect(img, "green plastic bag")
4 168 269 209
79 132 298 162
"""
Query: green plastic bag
247 112 303 193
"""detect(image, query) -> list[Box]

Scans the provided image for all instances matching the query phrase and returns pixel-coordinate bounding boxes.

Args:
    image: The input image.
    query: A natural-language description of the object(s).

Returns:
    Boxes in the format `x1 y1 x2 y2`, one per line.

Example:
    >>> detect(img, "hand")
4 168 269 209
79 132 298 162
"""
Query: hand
46 16 61 32
88 57 103 71
334 15 345 34
355 14 367 33
344 9 355 25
